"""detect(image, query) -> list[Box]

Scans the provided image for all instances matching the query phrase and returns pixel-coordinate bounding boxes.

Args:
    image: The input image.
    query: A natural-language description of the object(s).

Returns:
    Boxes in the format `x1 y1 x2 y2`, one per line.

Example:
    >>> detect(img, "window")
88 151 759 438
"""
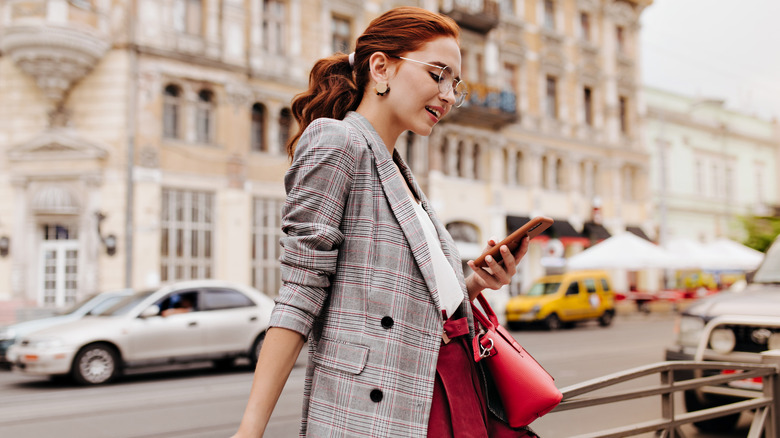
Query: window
585 279 597 293
541 155 550 189
163 84 182 139
616 25 625 54
580 12 591 41
332 15 351 54
446 222 480 244
251 103 266 152
555 158 564 190
252 197 284 296
756 164 765 203
619 96 628 134
544 0 555 30
203 288 255 310
195 89 215 143
694 159 704 195
173 0 202 35
546 76 557 119
161 189 214 282
456 141 466 178
503 63 517 92
725 165 734 201
263 0 286 55
515 151 524 185
583 87 593 126
565 282 580 296
279 107 293 150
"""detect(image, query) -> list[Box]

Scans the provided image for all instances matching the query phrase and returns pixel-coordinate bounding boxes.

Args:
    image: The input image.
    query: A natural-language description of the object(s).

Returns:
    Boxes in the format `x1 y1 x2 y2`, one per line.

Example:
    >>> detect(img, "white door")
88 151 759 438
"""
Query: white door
39 241 79 308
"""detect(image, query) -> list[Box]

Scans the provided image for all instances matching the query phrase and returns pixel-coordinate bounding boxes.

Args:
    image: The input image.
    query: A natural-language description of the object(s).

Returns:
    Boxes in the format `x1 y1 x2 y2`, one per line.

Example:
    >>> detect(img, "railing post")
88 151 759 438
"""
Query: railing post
760 349 780 438
659 368 675 438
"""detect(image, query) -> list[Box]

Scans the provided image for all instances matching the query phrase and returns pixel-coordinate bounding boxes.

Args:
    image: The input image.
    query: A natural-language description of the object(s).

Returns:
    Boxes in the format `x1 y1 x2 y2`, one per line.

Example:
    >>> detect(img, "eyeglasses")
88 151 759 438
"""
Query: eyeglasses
391 55 469 108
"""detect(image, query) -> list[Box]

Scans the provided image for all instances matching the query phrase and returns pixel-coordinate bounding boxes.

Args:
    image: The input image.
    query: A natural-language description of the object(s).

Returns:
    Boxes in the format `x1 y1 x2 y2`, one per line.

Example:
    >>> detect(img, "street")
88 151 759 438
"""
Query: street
0 314 754 438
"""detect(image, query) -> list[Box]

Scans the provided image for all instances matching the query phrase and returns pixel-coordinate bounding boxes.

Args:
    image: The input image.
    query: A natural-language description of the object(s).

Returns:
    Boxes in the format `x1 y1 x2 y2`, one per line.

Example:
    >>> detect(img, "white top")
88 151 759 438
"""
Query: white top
410 199 464 319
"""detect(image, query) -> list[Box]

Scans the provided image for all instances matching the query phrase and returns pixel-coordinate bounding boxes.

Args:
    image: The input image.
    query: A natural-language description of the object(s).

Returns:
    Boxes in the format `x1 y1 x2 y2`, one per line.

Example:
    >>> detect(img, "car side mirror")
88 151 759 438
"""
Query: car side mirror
140 305 161 318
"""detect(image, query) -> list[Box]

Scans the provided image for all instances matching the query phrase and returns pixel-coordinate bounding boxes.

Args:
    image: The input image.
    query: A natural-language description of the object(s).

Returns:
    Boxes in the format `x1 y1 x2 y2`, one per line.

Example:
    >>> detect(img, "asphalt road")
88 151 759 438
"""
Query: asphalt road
0 314 756 437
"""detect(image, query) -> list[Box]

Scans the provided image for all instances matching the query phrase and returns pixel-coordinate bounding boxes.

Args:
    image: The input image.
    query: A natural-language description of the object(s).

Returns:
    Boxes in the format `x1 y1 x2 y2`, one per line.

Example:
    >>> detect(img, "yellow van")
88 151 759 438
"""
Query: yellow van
505 270 615 330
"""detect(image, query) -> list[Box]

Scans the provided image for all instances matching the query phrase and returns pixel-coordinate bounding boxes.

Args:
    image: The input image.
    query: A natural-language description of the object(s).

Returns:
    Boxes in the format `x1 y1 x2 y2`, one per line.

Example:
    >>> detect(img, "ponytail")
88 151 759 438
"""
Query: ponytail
286 54 361 159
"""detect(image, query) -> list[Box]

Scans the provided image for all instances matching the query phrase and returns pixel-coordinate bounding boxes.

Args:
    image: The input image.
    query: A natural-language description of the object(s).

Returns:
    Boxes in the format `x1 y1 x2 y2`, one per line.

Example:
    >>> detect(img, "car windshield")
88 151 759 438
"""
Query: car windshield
95 290 157 316
525 282 561 297
59 294 100 315
753 237 780 283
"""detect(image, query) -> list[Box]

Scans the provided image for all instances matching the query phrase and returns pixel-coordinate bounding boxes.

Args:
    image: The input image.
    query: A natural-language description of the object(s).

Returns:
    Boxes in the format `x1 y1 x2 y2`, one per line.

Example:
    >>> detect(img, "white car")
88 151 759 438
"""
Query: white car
0 289 132 367
9 280 274 385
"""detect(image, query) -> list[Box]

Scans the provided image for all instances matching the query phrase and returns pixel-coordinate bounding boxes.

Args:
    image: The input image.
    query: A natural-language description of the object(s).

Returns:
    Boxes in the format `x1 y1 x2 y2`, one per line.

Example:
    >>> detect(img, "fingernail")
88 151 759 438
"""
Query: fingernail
486 256 493 263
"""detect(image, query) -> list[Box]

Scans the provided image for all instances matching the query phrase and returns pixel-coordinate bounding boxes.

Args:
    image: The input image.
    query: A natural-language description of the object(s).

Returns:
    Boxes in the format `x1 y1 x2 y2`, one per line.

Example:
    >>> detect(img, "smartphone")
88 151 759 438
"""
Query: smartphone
473 216 554 269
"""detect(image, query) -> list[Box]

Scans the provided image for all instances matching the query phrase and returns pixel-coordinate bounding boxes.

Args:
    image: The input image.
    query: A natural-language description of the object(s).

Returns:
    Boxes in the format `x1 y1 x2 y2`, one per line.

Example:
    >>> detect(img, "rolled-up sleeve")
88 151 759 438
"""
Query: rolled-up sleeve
269 119 357 337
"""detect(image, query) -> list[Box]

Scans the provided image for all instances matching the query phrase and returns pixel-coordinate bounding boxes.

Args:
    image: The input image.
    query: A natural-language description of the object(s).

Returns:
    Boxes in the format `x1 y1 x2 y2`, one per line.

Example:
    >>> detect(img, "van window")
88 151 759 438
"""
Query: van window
600 278 610 292
565 282 580 296
526 282 561 296
585 279 597 293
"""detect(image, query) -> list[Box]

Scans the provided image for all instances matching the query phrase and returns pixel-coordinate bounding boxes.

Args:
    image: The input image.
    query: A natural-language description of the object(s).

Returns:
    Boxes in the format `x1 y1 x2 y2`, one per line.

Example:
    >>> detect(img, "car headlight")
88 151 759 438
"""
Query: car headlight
531 304 541 314
710 328 736 354
25 337 65 349
0 327 16 341
677 316 705 347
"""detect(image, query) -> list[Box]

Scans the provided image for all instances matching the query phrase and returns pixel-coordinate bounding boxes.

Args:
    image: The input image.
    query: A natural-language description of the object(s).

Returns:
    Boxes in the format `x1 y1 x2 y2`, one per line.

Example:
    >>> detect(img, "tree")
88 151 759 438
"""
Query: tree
739 215 780 253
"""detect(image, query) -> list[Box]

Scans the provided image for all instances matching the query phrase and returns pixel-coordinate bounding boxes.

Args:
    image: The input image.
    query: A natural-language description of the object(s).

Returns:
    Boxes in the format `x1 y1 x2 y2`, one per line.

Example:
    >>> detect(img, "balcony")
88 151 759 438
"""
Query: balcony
440 0 500 34
446 84 518 129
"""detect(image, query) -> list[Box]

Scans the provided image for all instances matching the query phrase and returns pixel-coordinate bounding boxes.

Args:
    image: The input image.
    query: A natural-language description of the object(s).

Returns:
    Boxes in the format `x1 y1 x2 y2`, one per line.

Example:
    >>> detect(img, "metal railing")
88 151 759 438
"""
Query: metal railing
549 317 780 437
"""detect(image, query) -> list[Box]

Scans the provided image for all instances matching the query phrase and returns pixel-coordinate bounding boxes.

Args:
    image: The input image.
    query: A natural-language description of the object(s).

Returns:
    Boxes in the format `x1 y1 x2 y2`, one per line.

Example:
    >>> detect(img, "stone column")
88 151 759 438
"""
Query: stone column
10 177 29 299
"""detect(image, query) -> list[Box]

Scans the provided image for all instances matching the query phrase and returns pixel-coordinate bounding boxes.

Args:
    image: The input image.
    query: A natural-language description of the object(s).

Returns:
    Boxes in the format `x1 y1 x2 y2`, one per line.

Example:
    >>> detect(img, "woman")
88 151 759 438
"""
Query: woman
233 7 535 437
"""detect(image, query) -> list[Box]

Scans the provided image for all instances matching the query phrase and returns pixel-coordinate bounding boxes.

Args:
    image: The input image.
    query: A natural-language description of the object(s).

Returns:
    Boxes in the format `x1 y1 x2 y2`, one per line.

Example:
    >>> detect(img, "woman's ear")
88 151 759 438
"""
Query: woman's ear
367 52 394 84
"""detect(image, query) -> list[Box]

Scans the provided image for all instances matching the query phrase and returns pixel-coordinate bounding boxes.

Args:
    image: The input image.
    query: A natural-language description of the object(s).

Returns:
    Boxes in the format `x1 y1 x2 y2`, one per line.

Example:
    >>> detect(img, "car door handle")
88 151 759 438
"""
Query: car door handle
249 316 258 322
188 321 198 327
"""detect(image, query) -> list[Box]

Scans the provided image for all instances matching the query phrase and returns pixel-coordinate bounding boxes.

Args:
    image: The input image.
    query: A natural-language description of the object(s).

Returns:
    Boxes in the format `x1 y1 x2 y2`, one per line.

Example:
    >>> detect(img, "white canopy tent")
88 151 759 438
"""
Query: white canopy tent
567 232 684 271
703 238 764 271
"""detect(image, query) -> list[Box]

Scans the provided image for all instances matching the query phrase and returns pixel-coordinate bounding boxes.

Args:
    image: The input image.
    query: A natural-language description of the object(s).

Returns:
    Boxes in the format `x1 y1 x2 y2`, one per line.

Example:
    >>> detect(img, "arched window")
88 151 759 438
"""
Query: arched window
446 221 480 244
251 103 266 152
163 84 183 139
195 89 215 143
278 108 293 150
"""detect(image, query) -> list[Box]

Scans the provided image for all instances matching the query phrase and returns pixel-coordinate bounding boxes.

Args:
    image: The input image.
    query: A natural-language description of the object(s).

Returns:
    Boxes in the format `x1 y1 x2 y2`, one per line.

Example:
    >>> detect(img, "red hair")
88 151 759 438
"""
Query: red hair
286 6 460 159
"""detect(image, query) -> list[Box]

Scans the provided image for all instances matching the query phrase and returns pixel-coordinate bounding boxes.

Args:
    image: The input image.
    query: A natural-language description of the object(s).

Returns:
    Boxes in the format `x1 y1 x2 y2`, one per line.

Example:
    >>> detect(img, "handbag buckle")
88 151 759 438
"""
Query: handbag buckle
478 337 494 358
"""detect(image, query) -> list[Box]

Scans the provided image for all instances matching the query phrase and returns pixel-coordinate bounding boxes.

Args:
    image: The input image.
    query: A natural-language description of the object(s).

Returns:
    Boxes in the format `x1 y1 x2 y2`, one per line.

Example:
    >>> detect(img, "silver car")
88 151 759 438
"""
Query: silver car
9 280 274 385
0 289 132 367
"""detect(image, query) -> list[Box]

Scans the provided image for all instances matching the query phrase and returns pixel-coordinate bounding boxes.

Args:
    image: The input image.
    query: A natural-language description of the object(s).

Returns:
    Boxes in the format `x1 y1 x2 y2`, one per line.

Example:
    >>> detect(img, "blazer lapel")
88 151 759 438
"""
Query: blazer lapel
344 113 443 312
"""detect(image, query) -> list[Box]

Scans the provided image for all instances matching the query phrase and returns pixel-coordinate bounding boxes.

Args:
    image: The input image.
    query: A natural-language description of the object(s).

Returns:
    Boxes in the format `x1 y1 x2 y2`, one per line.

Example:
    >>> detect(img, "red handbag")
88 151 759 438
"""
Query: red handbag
471 293 562 428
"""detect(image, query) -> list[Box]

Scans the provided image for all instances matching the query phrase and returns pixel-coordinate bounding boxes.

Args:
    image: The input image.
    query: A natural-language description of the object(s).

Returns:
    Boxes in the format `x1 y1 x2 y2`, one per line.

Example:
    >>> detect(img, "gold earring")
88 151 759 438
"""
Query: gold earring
375 82 389 96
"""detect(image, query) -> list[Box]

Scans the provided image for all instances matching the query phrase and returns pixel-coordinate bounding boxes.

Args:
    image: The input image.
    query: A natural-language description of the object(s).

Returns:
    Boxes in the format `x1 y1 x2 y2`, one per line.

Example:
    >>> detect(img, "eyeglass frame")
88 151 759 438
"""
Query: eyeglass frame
389 55 469 108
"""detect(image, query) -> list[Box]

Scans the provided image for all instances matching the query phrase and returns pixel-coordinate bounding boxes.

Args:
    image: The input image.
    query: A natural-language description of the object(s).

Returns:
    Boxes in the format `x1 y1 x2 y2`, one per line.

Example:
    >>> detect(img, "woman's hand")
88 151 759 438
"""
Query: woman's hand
465 236 529 301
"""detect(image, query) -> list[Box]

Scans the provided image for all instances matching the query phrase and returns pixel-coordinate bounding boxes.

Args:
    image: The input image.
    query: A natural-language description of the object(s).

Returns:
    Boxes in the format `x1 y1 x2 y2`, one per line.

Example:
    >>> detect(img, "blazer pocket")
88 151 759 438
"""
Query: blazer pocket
312 337 370 375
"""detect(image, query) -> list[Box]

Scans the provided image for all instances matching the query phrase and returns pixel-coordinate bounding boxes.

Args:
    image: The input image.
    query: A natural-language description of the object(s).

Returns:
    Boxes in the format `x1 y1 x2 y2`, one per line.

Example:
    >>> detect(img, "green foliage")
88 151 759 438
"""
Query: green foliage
739 216 780 253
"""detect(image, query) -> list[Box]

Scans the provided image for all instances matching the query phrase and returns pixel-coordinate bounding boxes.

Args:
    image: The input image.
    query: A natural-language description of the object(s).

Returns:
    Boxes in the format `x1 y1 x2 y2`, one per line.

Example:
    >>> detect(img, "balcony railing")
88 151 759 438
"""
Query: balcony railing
446 84 518 129
440 0 500 34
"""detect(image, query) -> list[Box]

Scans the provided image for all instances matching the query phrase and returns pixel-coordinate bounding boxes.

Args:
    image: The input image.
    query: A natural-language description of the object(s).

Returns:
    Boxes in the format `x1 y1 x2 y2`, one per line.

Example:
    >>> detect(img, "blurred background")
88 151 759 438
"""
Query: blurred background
0 0 778 322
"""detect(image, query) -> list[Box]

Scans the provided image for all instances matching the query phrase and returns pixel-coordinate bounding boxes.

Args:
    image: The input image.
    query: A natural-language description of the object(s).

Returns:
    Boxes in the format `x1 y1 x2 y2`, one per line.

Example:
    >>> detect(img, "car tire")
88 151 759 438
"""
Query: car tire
684 390 740 432
545 314 561 331
71 343 120 385
599 310 615 327
506 321 522 331
249 332 266 366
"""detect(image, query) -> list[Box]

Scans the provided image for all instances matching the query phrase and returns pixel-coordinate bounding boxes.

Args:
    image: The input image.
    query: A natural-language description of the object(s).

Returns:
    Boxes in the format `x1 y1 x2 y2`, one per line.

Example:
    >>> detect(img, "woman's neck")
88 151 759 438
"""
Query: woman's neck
355 101 403 155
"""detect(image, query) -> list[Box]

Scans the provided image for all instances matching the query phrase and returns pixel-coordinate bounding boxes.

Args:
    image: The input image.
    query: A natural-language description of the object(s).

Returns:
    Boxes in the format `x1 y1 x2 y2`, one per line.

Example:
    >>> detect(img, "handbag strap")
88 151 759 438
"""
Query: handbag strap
471 292 499 329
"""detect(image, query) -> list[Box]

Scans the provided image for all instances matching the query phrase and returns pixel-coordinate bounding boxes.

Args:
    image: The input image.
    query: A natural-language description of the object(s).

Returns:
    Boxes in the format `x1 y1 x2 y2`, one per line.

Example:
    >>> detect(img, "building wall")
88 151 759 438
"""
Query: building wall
643 86 780 245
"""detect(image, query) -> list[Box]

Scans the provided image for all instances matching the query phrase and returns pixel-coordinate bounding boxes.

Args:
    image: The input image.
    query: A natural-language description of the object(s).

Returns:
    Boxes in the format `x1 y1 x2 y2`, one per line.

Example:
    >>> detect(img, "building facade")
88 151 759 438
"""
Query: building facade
0 0 652 320
643 86 780 246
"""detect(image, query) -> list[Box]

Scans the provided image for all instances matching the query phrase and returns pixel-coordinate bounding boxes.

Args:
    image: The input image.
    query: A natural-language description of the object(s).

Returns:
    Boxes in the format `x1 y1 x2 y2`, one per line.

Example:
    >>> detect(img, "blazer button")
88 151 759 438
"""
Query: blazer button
370 389 383 402
381 316 394 329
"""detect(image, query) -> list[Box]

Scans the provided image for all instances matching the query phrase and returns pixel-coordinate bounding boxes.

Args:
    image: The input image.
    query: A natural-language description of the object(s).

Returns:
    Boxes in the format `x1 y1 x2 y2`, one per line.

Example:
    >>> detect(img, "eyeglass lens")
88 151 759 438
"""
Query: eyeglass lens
439 66 468 107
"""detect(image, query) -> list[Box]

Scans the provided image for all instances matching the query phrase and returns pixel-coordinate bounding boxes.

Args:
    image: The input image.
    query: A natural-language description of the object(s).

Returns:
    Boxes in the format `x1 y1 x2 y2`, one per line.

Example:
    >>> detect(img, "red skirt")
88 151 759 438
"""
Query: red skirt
427 316 539 438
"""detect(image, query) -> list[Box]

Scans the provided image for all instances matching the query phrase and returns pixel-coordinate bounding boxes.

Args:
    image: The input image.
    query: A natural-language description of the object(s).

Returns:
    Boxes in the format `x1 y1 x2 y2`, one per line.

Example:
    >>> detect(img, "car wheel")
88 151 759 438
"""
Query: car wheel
599 310 615 327
506 321 522 331
249 332 267 366
72 343 120 385
684 390 740 432
545 314 561 331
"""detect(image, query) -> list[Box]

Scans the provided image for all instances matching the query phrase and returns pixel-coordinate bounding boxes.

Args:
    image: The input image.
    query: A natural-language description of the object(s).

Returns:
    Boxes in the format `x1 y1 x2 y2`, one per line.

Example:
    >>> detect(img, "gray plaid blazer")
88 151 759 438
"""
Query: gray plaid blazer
269 112 476 437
